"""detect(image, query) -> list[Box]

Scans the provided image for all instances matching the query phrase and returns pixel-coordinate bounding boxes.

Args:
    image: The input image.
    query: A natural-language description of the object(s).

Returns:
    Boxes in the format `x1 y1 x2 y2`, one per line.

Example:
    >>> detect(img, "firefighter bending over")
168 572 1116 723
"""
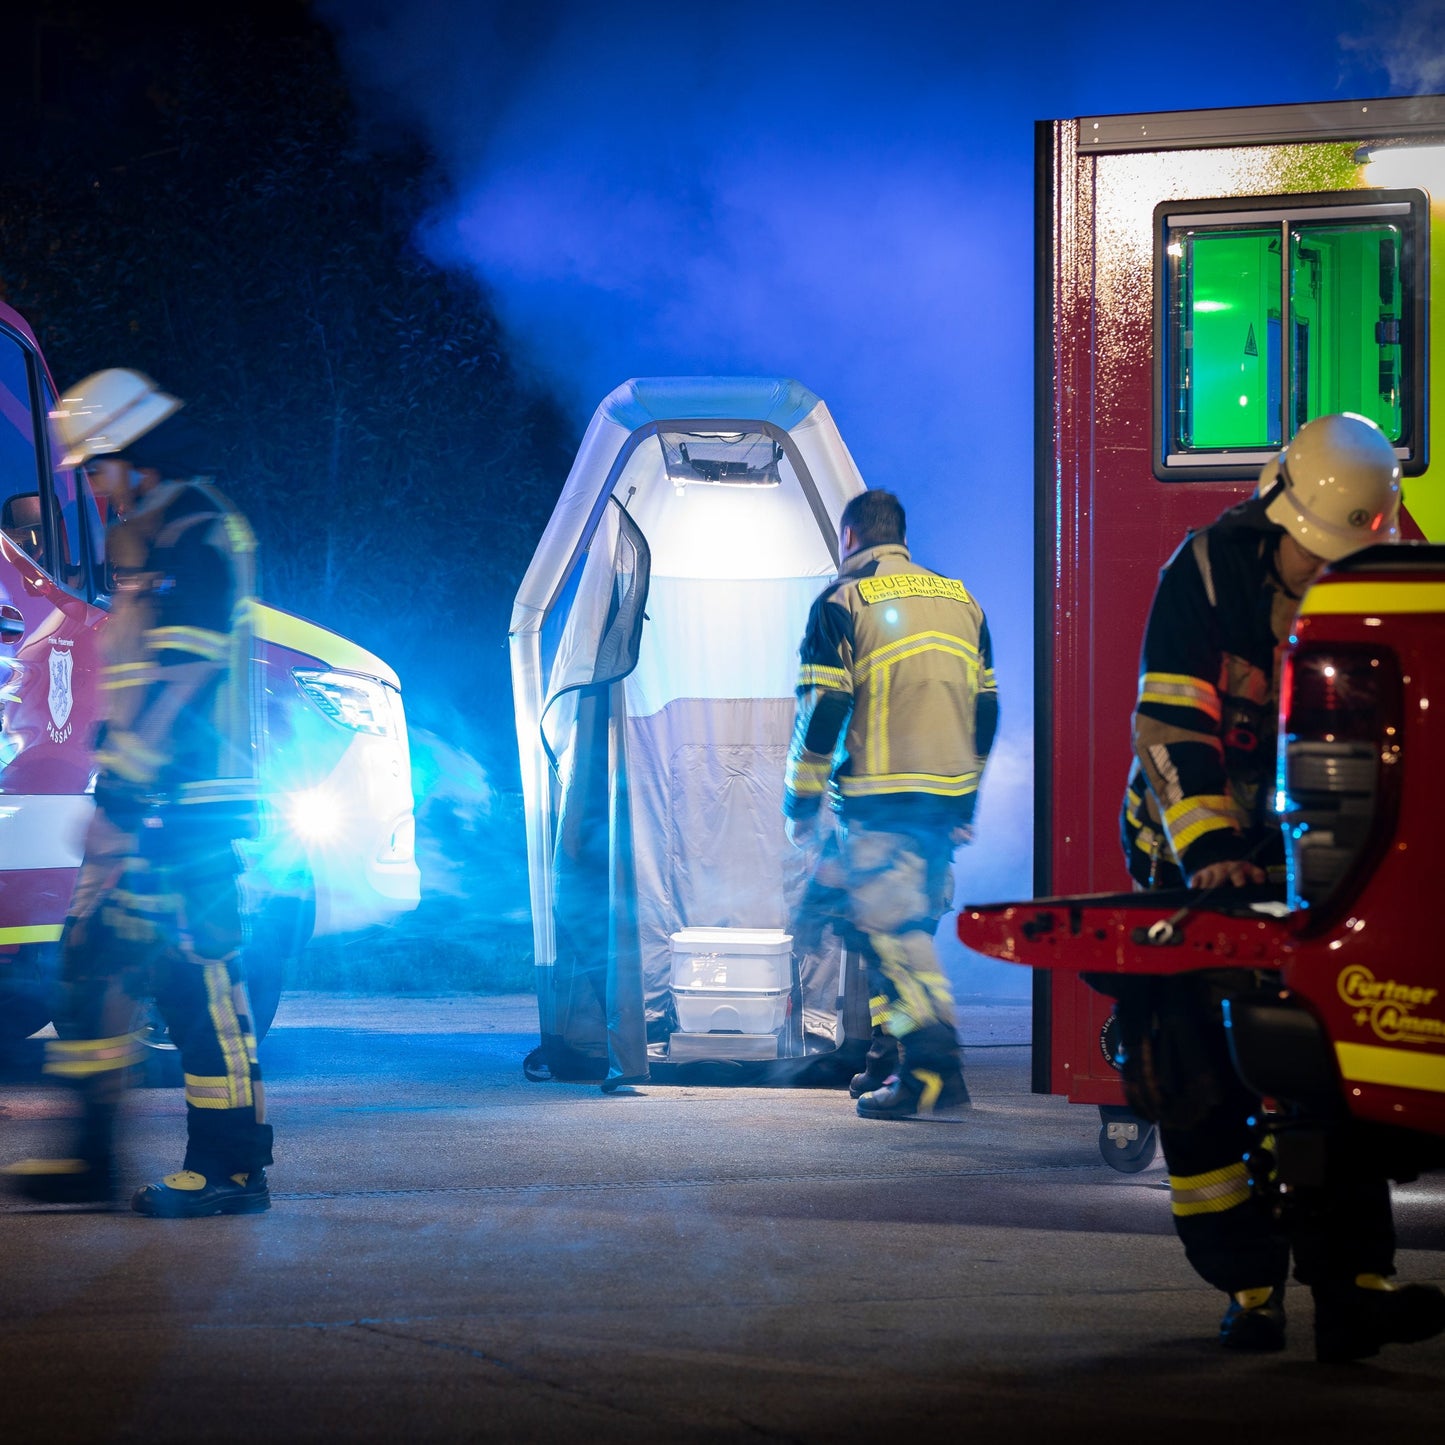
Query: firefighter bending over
783 489 998 1119
4 370 273 1217
1110 411 1445 1362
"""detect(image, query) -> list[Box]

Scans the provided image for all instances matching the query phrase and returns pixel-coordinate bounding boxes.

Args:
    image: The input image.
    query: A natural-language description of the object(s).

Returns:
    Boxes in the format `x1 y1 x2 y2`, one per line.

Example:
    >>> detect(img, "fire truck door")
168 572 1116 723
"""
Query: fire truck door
0 326 105 958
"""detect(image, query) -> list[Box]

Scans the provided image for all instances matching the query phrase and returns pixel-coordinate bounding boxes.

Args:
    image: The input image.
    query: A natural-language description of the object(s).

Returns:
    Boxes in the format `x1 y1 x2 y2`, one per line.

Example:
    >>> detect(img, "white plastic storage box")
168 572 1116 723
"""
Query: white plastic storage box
669 927 793 1034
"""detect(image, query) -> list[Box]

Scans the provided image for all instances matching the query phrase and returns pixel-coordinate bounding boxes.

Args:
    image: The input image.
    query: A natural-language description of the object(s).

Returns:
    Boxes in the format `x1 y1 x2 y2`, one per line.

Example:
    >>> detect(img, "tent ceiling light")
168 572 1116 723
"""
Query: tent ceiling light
660 430 783 488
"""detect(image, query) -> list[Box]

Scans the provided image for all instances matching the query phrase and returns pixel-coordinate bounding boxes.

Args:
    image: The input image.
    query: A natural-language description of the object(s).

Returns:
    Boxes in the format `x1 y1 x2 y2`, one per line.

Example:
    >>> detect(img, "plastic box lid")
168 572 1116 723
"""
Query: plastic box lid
669 927 793 955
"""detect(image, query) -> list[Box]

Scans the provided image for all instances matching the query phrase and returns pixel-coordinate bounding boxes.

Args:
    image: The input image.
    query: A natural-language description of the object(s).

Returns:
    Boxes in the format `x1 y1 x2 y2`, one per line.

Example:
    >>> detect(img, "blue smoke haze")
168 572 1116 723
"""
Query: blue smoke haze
319 0 1430 993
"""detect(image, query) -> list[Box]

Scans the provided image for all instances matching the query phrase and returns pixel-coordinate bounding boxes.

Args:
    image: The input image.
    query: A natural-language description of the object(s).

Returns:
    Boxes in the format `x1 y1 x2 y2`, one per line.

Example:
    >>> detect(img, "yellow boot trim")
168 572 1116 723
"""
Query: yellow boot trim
1169 1161 1252 1217
1233 1286 1275 1311
913 1069 943 1111
1355 1273 1395 1292
161 1170 209 1192
3 1158 89 1177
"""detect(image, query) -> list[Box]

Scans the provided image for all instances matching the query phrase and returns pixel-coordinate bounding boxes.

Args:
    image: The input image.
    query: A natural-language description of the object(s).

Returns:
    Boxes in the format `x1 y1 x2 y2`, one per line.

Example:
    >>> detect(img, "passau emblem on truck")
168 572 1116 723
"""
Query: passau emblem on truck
1338 965 1445 1047
47 643 73 742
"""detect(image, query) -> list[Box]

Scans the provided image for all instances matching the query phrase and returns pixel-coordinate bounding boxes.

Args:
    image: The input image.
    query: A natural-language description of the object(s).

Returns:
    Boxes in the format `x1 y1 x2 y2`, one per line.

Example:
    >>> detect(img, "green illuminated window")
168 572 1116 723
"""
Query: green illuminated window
1155 191 1427 479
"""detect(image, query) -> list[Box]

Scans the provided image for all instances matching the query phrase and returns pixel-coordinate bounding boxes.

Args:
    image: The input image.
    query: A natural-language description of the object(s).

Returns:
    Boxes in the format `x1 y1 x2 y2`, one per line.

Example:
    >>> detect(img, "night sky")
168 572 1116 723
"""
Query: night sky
314 0 1441 989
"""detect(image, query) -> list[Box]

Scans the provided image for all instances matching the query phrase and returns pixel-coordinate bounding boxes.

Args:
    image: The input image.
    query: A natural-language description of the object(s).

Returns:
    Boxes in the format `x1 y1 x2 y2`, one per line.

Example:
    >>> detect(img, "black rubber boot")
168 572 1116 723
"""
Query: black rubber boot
3 1156 117 1206
856 1064 970 1119
1219 1286 1287 1351
132 1168 271 1218
2 1099 118 1206
1313 1277 1445 1363
848 1027 900 1099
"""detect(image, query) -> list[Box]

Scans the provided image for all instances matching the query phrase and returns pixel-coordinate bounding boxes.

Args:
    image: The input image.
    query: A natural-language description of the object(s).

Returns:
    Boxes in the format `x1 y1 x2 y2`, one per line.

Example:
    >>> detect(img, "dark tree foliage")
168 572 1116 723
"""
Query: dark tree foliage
0 0 575 776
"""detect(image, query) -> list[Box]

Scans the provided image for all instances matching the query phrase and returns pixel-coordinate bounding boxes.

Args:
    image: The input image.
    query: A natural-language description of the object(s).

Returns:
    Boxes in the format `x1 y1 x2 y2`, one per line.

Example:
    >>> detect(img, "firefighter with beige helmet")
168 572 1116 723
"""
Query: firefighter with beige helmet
1106 411 1445 1362
2 368 273 1217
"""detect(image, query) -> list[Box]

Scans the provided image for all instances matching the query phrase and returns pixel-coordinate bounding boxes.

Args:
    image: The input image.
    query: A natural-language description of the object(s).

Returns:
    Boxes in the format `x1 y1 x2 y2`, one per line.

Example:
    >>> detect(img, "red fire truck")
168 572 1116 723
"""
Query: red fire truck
0 301 419 1065
1006 93 1445 1167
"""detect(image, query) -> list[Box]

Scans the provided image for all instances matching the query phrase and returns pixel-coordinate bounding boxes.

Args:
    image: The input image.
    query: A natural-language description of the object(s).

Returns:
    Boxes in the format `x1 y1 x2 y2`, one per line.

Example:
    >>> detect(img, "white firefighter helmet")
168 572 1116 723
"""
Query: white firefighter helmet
1258 412 1401 561
52 368 182 468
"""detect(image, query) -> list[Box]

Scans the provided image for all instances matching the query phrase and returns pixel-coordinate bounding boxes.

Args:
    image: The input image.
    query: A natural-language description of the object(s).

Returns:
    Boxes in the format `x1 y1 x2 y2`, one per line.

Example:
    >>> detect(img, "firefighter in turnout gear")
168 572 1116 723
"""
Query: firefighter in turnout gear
3 370 272 1217
783 489 998 1119
1108 412 1445 1361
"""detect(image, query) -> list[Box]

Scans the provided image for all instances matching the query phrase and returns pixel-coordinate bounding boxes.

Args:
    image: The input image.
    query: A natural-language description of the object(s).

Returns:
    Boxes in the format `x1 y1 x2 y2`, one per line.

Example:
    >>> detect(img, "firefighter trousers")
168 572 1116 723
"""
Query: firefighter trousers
1142 993 1395 1294
841 817 958 1060
46 809 273 1180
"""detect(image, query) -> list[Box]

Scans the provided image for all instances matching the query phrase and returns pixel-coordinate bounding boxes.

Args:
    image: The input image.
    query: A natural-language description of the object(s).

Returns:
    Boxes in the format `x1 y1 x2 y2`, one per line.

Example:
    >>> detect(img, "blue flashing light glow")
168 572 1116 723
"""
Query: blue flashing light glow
287 787 342 843
884 606 899 626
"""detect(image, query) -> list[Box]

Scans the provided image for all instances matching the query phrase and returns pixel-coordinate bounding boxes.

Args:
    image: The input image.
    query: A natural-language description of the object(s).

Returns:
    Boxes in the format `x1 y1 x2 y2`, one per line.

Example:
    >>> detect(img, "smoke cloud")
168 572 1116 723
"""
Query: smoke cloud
319 0 1407 993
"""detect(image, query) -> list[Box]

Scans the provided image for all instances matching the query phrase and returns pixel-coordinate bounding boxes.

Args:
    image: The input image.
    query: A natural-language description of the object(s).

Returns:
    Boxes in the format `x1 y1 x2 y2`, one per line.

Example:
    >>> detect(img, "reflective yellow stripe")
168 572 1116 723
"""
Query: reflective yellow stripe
201 958 255 1110
96 727 165 781
101 661 158 690
1163 793 1241 854
858 631 980 674
45 1034 145 1078
144 625 227 660
841 772 979 798
1301 581 1445 617
184 1073 238 1109
798 664 850 691
1335 1041 1445 1094
858 632 982 778
1138 671 1221 721
1170 1161 1252 1217
785 753 833 797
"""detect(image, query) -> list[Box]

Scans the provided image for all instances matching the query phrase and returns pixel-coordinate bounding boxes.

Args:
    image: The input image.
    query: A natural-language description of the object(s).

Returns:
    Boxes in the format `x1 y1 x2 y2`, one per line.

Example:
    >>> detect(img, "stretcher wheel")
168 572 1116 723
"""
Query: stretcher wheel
1097 1105 1158 1173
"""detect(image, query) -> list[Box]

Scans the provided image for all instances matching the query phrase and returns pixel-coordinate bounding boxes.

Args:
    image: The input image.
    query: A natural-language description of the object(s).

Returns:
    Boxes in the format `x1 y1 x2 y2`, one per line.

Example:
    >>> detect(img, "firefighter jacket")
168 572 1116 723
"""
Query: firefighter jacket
94 479 258 841
783 542 998 828
1122 498 1300 885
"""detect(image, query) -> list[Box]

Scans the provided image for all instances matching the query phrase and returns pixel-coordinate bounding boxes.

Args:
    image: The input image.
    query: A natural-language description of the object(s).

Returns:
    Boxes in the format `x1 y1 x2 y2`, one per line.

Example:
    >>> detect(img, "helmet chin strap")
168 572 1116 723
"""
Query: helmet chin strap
1257 471 1286 509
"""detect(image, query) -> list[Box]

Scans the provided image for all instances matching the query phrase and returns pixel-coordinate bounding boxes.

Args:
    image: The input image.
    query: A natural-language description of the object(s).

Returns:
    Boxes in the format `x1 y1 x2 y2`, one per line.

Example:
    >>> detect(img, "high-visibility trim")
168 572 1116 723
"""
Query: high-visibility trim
1335 1041 1445 1094
869 993 888 1027
856 574 972 605
0 924 64 945
1301 581 1445 617
784 753 833 797
184 1074 239 1110
144 625 228 660
253 603 401 690
858 632 980 674
1162 794 1241 854
858 632 981 776
1169 1161 1252 1217
101 661 158 690
95 727 165 782
201 959 255 1111
798 664 851 691
841 772 979 798
1138 671 1222 721
44 1033 145 1078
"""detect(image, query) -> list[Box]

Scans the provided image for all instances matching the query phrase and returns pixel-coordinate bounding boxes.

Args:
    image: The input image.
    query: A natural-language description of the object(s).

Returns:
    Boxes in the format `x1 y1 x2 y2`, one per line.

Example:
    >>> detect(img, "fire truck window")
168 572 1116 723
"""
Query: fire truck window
0 332 45 565
1157 190 1425 479
1168 227 1282 450
42 378 101 596
1289 224 1405 442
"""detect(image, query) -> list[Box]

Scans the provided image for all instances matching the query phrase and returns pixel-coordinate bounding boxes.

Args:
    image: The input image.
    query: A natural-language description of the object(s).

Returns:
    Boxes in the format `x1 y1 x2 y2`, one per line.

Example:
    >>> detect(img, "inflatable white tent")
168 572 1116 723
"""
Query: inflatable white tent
510 378 868 1086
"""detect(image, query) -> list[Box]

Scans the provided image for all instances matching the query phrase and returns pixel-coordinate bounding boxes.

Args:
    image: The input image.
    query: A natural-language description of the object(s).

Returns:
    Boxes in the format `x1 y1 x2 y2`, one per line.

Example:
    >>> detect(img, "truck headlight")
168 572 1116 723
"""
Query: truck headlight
286 786 342 842
294 669 399 737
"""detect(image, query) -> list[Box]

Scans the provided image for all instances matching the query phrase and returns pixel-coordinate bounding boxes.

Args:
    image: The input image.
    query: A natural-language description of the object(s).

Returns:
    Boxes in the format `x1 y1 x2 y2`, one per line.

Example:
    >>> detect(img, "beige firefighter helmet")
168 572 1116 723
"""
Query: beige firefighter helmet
1258 412 1401 561
53 368 182 468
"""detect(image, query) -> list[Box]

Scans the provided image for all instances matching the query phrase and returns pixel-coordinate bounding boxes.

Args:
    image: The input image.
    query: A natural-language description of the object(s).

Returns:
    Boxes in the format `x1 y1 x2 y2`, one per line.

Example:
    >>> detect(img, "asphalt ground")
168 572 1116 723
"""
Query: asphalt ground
1 994 1442 1444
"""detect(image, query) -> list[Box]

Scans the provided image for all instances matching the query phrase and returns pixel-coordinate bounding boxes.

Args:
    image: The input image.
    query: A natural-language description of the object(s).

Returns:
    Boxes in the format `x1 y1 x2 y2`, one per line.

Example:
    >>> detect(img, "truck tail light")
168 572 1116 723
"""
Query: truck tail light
1276 643 1402 914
